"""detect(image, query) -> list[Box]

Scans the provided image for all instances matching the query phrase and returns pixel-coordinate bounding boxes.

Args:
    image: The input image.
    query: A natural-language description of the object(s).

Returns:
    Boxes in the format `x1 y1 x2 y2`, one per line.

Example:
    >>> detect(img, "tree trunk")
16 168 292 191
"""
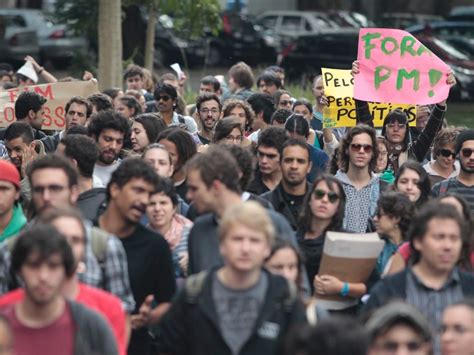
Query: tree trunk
98 0 123 90
144 2 157 72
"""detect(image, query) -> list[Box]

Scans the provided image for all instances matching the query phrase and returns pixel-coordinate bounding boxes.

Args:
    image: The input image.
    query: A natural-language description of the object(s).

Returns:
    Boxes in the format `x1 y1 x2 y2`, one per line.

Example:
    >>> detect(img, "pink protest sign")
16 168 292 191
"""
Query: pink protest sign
354 28 451 105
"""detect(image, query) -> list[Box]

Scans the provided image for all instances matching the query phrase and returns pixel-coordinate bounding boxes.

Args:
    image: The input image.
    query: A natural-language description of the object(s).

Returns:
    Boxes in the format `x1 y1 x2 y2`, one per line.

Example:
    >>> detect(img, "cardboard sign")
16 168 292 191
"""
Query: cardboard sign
322 68 416 128
0 80 99 130
354 28 451 105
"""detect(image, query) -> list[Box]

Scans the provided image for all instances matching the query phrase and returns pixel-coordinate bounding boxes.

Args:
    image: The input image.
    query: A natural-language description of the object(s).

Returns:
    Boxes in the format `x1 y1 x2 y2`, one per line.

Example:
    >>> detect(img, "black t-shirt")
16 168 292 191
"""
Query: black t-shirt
120 223 176 355
281 189 306 222
175 179 189 203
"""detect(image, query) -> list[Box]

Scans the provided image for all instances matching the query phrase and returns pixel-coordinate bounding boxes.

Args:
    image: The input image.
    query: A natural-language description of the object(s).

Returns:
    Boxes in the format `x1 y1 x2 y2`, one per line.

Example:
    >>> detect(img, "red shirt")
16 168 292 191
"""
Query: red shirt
2 302 75 355
0 283 126 355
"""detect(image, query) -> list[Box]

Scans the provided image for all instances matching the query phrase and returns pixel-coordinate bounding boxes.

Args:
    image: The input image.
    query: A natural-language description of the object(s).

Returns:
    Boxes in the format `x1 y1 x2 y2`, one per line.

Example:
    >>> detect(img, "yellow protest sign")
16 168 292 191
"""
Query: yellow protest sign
321 68 416 128
0 80 99 130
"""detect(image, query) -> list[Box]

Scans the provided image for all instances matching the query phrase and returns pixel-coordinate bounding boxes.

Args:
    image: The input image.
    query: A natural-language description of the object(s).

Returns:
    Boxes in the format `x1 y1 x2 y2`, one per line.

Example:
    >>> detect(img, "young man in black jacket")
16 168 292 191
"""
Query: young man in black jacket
157 201 306 355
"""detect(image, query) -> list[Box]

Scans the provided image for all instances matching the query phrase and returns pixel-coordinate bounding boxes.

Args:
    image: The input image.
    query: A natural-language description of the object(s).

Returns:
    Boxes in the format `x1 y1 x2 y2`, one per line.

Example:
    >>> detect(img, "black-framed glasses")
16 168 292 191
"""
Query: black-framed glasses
199 108 220 115
156 95 171 101
350 143 373 153
461 148 474 158
313 189 339 203
438 149 456 159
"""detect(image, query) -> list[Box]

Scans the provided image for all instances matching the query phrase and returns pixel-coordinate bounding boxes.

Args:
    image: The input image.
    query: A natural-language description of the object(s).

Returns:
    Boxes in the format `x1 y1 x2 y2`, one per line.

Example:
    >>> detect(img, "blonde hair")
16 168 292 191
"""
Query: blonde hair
218 201 275 244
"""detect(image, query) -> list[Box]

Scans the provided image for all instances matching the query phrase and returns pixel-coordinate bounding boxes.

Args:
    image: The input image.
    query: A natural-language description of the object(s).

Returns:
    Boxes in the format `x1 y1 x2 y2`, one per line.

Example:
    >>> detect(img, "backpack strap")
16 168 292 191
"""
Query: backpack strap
184 270 209 304
177 114 186 124
90 227 109 264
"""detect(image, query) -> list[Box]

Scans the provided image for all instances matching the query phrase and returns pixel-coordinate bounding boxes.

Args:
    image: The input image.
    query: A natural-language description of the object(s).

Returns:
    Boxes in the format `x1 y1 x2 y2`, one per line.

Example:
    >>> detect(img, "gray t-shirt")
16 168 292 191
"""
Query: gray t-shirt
212 272 268 355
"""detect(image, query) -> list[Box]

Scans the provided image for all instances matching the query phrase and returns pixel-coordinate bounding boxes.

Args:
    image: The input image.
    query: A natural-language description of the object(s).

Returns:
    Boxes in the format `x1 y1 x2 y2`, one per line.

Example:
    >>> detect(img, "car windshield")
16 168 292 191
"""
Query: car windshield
432 36 471 60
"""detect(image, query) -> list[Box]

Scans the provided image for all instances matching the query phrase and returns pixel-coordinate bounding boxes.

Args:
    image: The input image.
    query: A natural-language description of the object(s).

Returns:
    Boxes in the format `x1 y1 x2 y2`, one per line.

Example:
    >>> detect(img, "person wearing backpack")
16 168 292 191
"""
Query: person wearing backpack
156 201 306 355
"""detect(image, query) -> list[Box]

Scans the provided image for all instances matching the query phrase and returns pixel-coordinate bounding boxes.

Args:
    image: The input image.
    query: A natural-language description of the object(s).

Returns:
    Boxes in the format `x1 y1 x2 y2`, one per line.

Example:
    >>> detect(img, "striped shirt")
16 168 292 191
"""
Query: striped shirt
432 177 474 216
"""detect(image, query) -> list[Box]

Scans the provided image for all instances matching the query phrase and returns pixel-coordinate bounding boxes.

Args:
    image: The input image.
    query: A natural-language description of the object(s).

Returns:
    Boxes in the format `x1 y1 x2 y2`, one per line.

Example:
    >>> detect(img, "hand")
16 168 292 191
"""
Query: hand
416 105 431 117
351 60 360 76
178 72 187 86
314 275 343 296
130 295 153 330
82 70 94 81
24 55 41 71
21 144 37 178
319 95 329 107
446 72 456 87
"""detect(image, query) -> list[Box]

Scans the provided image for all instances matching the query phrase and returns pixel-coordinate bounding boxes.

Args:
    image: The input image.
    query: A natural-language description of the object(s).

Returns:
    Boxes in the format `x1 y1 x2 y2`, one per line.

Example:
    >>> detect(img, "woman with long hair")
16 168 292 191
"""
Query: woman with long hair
394 161 431 209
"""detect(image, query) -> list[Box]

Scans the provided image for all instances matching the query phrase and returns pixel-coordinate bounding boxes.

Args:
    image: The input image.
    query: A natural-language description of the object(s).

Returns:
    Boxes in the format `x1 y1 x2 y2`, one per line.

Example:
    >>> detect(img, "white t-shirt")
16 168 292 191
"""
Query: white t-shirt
93 160 121 187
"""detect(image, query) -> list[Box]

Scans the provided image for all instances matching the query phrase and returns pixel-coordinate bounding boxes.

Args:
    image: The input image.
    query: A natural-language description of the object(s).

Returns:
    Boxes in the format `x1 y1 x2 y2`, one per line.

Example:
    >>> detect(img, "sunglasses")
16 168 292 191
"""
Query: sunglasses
350 143 373 153
279 100 292 106
156 95 171 101
438 149 456 159
314 189 339 203
461 148 474 158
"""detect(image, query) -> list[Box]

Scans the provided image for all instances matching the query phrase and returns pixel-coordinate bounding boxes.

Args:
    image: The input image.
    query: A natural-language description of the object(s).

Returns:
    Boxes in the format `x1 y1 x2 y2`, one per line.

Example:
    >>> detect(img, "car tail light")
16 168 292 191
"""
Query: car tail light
8 34 18 46
49 29 65 39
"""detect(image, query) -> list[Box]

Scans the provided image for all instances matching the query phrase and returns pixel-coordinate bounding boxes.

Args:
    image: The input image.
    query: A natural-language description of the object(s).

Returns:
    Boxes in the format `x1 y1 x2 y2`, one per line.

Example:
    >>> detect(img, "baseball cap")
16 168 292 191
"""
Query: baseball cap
0 160 20 189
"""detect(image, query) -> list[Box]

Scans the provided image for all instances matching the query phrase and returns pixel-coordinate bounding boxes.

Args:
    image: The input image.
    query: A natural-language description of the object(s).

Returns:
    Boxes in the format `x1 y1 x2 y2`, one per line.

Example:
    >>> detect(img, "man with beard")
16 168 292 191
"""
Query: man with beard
261 139 312 230
98 158 176 355
88 109 130 187
432 129 474 214
196 93 221 145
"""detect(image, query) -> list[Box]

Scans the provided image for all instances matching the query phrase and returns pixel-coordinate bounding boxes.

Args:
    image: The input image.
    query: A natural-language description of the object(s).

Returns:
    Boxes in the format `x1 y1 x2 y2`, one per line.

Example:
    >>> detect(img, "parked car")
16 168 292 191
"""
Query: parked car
186 12 279 66
153 15 192 68
413 33 474 101
325 11 374 28
377 13 443 30
278 29 359 85
447 6 474 22
0 9 88 68
0 12 39 65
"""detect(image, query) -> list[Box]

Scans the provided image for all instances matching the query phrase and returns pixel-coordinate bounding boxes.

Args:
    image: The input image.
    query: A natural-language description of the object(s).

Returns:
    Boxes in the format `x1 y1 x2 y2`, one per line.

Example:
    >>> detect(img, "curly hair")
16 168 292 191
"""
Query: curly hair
376 192 415 239
338 124 378 173
222 99 255 133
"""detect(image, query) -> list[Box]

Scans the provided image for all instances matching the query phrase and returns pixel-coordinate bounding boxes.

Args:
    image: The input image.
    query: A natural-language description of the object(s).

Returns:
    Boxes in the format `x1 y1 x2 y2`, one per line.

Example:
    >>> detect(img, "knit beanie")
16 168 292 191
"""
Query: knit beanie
455 129 474 154
0 160 20 189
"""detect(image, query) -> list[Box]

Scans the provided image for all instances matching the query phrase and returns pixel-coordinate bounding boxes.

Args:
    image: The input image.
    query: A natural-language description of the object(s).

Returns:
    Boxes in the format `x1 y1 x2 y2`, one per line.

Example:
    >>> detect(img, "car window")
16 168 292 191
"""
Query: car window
0 15 27 27
259 15 278 29
302 19 312 31
281 16 302 32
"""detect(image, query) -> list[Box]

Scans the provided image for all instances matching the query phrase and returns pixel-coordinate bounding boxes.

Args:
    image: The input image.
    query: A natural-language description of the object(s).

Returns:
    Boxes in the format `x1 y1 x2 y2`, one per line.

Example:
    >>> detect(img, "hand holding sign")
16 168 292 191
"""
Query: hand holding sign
354 28 453 105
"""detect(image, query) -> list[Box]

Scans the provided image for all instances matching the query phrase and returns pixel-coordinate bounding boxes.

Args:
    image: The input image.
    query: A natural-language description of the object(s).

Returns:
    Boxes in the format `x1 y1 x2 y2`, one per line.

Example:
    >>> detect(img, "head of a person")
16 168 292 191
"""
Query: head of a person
16 73 35 86
455 129 474 175
376 137 389 173
14 91 47 130
39 207 87 271
213 116 243 145
271 108 292 128
227 61 254 92
280 138 311 188
27 154 79 216
0 160 20 216
62 134 99 179
102 87 124 108
185 146 241 213
285 113 310 141
157 127 197 176
196 93 222 133
87 109 130 166
285 318 369 355
218 201 274 272
123 64 144 91
146 177 179 232
300 175 346 232
116 95 142 119
257 126 288 176
11 224 75 305
247 92 275 130
222 99 255 133
106 157 160 224
292 98 313 121
154 83 178 114
257 72 282 96
265 238 303 286
312 75 324 102
265 65 285 87
366 301 432 355
374 192 415 239
395 161 431 207
131 113 166 153
432 127 460 170
221 144 254 192
141 67 155 92
125 89 147 113
274 90 292 110
381 109 410 146
199 75 221 96
64 96 92 129
408 201 467 272
158 73 179 91
142 143 173 178
0 70 13 84
441 299 474 355
87 92 113 114
340 124 378 173
4 121 35 171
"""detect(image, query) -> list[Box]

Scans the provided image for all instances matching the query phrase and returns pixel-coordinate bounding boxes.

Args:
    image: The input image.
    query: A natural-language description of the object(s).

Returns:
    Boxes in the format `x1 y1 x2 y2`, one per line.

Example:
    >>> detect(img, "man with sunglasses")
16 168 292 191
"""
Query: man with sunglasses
432 129 474 215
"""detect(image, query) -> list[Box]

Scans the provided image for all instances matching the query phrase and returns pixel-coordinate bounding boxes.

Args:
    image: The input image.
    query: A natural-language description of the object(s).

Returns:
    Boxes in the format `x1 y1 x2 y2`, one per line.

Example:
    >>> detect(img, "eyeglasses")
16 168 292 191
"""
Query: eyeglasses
156 95 171 101
438 149 456 159
375 340 424 353
386 122 406 129
225 135 242 143
199 108 220 115
461 148 474 158
32 184 67 195
313 189 339 203
279 100 292 106
350 143 373 153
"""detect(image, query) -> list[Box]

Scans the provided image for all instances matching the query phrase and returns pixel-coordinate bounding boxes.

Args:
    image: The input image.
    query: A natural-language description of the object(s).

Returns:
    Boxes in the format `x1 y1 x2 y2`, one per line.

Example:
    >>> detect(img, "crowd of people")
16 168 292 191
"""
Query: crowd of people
0 55 472 355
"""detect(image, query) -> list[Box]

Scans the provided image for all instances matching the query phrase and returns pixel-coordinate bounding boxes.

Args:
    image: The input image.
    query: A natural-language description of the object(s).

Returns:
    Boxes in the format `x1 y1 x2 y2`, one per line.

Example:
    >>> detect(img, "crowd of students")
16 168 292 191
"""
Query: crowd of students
0 55 472 355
